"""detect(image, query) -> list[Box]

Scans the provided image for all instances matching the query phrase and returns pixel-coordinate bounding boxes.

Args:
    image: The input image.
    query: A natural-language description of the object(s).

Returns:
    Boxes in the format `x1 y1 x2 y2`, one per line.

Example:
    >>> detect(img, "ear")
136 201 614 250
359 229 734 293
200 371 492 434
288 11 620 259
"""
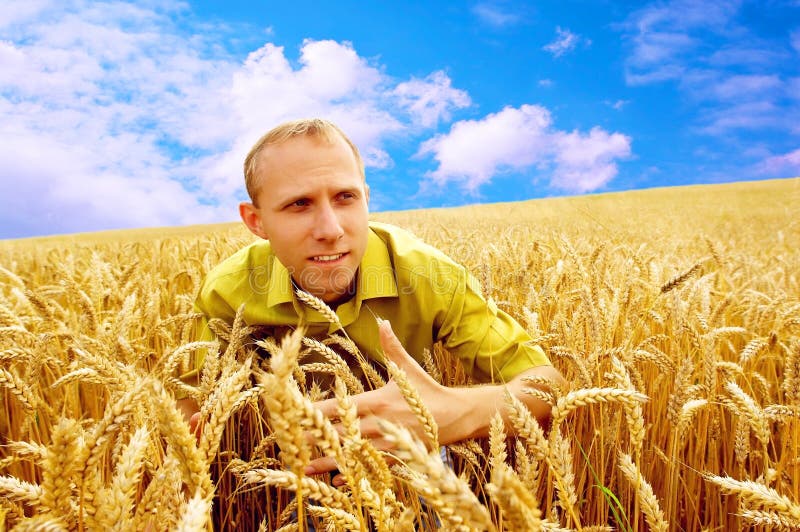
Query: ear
239 202 269 240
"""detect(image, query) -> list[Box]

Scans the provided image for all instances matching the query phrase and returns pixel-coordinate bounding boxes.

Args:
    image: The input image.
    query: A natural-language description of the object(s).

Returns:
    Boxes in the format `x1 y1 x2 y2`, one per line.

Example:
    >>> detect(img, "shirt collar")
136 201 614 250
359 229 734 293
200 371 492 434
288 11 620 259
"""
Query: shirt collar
265 256 295 308
357 227 398 301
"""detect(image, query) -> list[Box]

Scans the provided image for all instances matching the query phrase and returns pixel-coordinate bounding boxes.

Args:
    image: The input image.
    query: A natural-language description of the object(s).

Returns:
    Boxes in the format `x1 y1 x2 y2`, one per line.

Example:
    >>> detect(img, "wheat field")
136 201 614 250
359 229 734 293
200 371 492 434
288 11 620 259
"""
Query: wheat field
1 177 798 531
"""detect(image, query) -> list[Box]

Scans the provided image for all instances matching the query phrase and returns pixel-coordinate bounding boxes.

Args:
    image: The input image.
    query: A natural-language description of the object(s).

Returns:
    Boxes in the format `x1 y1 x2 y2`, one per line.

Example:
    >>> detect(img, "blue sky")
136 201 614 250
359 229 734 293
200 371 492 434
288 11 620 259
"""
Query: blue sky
1 0 799 239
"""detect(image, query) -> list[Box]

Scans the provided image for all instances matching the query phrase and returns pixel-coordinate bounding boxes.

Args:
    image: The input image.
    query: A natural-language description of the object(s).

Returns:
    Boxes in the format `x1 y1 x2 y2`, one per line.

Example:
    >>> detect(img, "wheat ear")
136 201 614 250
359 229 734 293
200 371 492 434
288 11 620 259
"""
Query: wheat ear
6 514 68 531
379 419 496 532
504 390 548 461
0 476 42 507
257 329 313 478
132 454 183 530
549 429 581 529
306 505 361 531
738 509 800 529
198 355 254 462
175 489 212 532
608 356 646 455
0 367 37 412
550 387 648 434
660 263 701 293
149 379 212 499
40 418 83 525
94 426 150 529
294 288 341 327
241 468 355 514
302 337 365 393
618 451 668 532
705 475 800 520
487 462 543 531
724 381 770 446
386 359 439 450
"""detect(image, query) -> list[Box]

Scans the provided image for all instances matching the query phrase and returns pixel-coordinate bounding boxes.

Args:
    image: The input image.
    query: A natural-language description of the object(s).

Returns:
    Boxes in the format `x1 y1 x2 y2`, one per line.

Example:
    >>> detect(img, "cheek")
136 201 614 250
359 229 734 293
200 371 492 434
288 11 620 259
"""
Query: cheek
344 209 369 231
271 229 306 260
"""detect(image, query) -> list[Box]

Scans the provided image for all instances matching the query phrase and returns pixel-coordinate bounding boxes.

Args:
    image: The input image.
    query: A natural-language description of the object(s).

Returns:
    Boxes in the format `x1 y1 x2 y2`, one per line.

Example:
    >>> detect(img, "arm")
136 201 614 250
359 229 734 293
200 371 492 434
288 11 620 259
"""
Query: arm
442 364 564 440
308 320 565 475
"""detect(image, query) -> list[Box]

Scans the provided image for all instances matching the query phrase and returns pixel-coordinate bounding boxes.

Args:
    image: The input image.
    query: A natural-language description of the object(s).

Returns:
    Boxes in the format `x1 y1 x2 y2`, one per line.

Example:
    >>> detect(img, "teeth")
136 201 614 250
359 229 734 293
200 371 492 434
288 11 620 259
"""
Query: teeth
313 254 343 262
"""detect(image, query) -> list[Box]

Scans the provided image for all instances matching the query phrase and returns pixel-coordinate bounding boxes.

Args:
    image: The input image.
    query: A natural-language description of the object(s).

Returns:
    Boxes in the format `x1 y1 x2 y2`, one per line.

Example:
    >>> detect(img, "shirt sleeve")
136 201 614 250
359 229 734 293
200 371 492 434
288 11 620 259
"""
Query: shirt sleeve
437 268 551 383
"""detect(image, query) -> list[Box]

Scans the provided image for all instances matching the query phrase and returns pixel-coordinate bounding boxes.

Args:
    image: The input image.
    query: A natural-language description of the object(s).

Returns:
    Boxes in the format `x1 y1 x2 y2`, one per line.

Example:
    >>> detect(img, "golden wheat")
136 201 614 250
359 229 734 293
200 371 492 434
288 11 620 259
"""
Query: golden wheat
0 178 798 530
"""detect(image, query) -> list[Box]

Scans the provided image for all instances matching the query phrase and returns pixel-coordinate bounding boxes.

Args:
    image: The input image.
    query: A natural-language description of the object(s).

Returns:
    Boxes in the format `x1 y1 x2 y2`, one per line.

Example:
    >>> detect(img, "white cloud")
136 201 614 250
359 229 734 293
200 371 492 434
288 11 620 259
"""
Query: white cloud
622 0 738 84
0 125 227 237
756 148 800 176
551 127 632 191
628 31 694 69
418 104 631 193
606 99 630 110
393 71 471 128
0 1 470 238
620 0 800 137
0 0 51 30
543 27 583 58
709 74 782 101
792 29 800 53
789 77 800 100
538 78 554 87
708 45 787 67
698 101 782 134
471 3 521 28
0 1 235 238
418 105 552 190
625 64 686 86
205 39 408 198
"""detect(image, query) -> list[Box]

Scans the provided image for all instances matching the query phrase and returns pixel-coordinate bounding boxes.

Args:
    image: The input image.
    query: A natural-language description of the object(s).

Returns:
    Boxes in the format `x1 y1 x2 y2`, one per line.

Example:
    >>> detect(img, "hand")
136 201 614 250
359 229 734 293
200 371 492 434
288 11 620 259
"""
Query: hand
176 396 202 445
306 320 474 480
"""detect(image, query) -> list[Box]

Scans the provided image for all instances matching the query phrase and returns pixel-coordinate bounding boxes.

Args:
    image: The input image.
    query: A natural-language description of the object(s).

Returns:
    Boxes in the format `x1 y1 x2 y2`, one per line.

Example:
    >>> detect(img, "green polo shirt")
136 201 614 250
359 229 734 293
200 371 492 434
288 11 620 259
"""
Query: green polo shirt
191 222 549 384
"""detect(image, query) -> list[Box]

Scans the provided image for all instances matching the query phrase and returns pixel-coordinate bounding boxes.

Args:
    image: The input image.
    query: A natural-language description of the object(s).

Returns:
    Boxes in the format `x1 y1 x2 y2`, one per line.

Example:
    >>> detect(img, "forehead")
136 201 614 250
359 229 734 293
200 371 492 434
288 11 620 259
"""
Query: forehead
260 133 355 170
254 135 363 197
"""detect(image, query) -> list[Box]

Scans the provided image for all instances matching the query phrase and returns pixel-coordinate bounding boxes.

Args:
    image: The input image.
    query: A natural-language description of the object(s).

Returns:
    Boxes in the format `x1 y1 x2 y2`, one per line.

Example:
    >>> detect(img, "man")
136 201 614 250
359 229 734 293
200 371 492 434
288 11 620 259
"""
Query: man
180 118 564 477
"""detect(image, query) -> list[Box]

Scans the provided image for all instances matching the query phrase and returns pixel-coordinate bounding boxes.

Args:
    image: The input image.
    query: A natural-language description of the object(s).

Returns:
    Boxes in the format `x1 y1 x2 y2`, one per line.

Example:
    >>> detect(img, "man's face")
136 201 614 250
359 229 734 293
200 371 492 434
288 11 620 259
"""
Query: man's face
241 134 370 303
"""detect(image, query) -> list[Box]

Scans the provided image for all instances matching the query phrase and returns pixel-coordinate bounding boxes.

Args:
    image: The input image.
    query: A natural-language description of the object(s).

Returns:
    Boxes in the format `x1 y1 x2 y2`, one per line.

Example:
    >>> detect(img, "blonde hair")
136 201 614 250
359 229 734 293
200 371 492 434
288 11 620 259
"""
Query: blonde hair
244 118 366 205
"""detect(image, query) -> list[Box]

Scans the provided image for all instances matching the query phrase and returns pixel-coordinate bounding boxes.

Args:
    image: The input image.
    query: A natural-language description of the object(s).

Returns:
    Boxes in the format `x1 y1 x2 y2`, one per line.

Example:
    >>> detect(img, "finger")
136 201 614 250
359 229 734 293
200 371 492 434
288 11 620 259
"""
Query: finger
356 415 385 440
314 391 378 420
305 455 338 475
303 418 350 448
378 319 414 368
189 412 200 432
379 320 430 381
312 397 339 418
189 413 202 444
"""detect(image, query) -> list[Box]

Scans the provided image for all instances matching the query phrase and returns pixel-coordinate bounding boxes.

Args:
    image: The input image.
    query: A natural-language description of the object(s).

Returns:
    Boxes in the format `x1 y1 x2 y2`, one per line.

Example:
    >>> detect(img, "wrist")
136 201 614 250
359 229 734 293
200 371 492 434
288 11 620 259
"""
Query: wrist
450 384 505 442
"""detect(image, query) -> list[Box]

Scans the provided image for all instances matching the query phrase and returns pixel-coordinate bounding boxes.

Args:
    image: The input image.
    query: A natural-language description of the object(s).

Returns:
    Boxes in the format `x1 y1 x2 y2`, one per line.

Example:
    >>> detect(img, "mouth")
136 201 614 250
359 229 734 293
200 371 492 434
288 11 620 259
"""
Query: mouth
310 252 348 263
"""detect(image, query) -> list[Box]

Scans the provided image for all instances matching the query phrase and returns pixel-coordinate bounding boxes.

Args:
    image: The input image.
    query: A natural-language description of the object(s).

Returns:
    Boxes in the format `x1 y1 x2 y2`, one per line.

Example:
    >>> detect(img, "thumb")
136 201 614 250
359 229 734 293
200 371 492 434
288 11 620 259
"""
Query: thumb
378 319 417 371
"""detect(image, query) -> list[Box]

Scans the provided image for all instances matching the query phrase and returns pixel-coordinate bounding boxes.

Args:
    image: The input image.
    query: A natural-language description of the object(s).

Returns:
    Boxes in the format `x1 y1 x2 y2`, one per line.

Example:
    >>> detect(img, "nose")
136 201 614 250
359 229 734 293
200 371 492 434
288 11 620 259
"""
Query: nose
312 202 344 241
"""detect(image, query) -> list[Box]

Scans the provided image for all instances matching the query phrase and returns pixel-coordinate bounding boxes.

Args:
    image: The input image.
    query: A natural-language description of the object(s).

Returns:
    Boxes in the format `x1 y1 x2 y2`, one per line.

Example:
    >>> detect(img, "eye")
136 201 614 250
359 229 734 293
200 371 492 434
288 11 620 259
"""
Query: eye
338 191 357 201
289 198 310 208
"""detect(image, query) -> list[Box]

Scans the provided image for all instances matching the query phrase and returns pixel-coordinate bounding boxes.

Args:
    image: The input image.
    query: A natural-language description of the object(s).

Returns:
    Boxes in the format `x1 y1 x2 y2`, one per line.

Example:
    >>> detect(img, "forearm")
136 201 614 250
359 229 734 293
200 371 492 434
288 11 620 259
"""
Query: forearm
448 365 565 442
